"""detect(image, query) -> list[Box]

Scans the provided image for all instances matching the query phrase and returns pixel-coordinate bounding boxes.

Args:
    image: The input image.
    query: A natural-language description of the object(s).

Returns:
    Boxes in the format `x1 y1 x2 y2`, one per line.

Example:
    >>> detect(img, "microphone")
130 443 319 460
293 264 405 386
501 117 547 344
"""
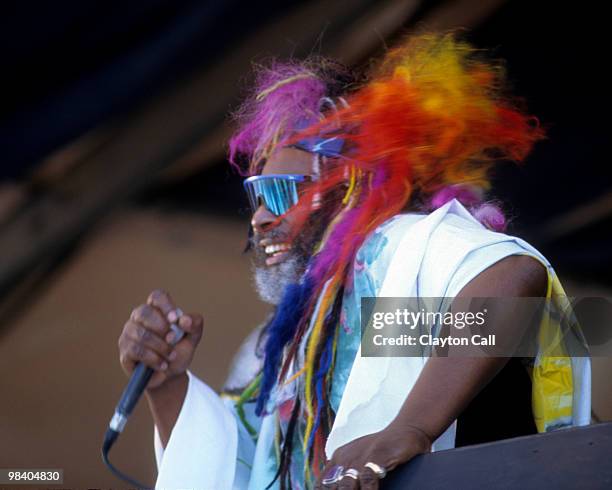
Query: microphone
102 314 185 488
103 363 156 449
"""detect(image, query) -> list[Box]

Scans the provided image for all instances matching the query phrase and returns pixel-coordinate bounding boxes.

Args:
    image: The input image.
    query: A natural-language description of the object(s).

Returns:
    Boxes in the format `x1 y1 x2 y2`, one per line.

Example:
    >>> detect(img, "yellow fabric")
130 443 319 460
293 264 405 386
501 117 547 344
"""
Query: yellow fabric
532 268 579 432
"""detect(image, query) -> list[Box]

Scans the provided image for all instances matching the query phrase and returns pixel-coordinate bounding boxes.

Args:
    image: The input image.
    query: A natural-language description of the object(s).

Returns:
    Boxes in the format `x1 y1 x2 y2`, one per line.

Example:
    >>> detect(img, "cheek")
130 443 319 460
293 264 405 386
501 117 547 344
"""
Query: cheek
285 205 316 233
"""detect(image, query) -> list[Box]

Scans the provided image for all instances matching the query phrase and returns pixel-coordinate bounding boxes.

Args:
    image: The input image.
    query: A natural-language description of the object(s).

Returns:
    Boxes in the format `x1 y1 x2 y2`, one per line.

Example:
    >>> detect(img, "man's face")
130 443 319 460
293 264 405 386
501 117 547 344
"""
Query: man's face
249 147 327 305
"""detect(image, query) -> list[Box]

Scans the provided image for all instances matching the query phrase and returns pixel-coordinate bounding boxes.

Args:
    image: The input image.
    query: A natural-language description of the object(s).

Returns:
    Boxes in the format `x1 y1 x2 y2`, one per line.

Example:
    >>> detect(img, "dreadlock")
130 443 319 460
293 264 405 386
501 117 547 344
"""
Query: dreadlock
229 32 544 487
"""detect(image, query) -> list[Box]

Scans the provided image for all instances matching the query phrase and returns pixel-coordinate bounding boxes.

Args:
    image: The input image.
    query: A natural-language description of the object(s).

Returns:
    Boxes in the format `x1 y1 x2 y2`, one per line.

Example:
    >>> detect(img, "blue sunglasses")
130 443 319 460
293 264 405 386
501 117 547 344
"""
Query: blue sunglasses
243 174 314 216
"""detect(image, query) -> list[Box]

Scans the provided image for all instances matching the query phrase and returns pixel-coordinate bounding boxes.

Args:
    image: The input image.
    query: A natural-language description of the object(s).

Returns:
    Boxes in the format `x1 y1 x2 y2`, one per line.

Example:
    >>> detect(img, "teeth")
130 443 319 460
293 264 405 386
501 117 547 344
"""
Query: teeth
264 243 291 255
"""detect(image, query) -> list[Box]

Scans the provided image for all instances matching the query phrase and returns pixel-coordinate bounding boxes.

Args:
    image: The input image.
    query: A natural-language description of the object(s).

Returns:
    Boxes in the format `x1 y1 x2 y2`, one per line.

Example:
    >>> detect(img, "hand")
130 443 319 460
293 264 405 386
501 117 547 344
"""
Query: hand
315 423 432 489
118 289 203 390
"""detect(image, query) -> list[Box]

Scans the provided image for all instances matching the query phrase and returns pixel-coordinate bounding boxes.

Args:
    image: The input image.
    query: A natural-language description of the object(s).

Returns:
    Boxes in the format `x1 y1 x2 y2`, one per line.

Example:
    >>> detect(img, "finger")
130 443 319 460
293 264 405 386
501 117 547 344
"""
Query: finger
317 461 341 490
338 472 359 490
118 334 137 374
125 320 174 360
147 370 169 390
317 480 339 490
358 467 379 490
125 341 169 372
167 314 203 346
147 289 176 318
314 480 328 490
130 304 168 336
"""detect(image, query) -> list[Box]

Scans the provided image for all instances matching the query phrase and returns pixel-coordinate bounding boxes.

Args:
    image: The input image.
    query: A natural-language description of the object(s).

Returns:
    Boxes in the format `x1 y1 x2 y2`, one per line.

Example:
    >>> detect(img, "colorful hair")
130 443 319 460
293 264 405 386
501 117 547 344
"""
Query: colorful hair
230 33 544 487
229 57 359 175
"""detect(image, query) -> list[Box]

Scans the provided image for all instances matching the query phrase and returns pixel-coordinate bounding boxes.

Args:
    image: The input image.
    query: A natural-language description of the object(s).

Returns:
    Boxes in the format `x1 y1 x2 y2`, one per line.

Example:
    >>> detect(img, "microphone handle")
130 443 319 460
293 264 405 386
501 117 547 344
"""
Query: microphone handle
108 322 185 434
102 322 185 489
110 363 154 433
103 364 154 489
119 363 154 415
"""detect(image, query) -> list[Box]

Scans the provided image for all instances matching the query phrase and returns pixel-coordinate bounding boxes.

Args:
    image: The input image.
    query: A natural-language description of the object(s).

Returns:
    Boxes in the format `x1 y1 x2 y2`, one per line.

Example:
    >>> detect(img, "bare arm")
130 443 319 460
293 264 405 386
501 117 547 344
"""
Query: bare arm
316 255 548 489
389 254 547 442
145 372 188 449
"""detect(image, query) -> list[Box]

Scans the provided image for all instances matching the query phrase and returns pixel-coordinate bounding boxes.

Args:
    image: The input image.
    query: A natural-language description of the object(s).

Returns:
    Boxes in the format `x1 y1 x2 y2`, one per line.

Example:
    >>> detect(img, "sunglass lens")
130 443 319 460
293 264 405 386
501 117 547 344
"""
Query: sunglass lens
244 177 302 216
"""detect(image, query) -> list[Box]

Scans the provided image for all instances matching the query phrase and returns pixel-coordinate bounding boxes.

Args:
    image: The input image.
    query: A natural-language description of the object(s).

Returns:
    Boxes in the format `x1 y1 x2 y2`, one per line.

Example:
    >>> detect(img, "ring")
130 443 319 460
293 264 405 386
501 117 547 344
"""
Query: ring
322 465 344 486
364 462 387 478
342 468 360 480
168 308 185 345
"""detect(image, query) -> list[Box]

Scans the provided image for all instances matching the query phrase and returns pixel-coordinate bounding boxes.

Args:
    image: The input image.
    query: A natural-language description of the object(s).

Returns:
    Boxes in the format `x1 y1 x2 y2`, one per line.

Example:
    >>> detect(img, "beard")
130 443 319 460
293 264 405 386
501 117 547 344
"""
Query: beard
250 227 312 305
249 209 332 305
253 252 306 305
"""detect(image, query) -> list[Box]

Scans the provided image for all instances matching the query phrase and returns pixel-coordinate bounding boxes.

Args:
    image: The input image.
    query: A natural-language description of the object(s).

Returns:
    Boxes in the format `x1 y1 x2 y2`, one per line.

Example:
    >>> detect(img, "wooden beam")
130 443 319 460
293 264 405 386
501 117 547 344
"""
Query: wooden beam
384 422 612 489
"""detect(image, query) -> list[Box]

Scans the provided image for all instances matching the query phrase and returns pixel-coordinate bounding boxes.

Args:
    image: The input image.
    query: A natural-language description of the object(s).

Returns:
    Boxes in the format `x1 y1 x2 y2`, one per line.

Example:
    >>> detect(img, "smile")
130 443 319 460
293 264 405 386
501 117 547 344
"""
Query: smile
259 240 292 266
264 243 291 255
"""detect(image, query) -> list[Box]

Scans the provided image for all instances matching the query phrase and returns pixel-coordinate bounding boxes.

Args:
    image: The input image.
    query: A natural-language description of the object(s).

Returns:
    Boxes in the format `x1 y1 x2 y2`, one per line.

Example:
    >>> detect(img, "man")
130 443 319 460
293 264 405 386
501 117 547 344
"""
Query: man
118 34 590 489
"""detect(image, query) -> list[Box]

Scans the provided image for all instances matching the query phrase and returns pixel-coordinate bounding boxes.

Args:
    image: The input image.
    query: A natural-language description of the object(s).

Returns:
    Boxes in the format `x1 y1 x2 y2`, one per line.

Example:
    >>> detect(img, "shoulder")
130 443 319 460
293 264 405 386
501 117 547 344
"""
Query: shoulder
457 254 548 298
432 213 549 297
360 206 550 298
390 207 550 298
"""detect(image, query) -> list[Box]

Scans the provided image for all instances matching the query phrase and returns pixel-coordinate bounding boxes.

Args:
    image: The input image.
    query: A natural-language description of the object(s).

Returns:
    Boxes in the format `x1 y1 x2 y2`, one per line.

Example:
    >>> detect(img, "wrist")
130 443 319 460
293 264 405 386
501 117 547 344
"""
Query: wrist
145 372 188 449
145 371 188 401
386 421 433 453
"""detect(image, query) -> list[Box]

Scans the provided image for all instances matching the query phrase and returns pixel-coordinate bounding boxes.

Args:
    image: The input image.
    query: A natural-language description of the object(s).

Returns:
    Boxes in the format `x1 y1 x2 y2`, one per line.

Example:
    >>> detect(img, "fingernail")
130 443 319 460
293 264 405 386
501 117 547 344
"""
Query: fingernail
169 351 177 361
166 332 175 343
167 310 178 323
160 362 168 371
179 316 192 328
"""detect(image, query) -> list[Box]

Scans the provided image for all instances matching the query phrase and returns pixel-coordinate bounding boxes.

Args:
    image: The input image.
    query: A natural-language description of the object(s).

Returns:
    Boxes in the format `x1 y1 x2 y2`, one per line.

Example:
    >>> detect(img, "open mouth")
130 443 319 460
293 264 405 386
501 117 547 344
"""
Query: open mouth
260 240 292 266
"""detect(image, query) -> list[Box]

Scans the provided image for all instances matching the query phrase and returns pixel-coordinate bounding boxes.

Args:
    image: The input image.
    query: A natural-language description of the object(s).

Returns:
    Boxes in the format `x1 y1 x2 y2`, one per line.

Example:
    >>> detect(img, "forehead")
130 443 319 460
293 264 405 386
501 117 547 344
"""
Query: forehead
260 146 315 175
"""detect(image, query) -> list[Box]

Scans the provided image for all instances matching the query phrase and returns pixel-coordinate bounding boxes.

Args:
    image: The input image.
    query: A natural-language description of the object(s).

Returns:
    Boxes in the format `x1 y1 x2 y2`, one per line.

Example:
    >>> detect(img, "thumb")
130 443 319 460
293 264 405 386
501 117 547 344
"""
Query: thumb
177 313 203 347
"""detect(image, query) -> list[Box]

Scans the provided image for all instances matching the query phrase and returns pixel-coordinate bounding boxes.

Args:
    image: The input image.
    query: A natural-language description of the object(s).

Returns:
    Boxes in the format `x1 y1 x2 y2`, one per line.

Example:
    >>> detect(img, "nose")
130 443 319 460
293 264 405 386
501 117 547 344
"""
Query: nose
251 203 278 234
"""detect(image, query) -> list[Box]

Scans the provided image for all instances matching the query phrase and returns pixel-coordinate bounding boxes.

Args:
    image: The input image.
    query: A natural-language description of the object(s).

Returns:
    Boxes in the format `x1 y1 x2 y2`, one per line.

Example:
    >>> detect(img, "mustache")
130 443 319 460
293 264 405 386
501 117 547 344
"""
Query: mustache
244 227 289 254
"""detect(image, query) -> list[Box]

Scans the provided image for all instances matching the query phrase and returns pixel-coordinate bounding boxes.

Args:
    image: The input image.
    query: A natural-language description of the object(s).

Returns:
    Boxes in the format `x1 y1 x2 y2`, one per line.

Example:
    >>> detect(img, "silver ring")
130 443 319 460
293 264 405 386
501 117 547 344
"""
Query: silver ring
342 468 360 480
364 462 387 478
322 465 344 486
168 308 185 345
169 323 185 345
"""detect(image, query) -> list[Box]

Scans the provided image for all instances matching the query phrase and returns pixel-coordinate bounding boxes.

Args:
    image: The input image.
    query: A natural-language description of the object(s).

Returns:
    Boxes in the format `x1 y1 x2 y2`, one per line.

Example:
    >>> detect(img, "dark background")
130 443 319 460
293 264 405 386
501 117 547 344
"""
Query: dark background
0 0 608 288
0 1 609 488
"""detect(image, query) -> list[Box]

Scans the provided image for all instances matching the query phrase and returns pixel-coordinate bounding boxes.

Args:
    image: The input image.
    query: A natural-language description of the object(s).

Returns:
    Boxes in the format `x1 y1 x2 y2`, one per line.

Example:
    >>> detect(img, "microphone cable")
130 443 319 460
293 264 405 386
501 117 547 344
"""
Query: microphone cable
102 313 185 489
102 425 152 490
102 362 155 490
